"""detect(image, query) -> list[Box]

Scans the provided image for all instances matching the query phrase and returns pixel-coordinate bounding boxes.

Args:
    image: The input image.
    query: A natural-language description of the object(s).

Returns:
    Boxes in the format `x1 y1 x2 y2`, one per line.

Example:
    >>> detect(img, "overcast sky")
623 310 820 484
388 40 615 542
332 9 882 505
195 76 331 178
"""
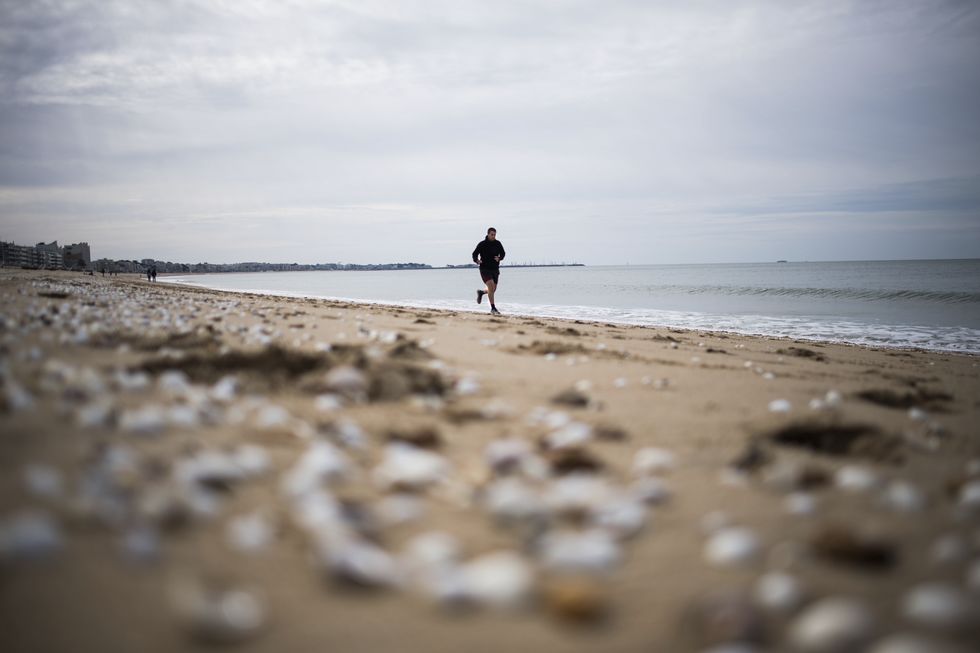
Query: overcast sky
1 0 978 265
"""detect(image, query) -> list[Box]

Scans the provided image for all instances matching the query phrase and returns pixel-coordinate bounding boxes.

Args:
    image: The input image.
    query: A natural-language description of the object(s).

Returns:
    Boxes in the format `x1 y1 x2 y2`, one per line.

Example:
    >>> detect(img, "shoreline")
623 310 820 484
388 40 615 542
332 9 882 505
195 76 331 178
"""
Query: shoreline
1 268 979 652
160 274 980 357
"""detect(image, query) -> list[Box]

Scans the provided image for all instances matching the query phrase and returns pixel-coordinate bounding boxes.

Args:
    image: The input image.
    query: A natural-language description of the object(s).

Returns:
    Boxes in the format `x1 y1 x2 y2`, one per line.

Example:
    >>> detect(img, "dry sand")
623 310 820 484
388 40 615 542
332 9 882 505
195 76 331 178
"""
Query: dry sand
1 269 978 652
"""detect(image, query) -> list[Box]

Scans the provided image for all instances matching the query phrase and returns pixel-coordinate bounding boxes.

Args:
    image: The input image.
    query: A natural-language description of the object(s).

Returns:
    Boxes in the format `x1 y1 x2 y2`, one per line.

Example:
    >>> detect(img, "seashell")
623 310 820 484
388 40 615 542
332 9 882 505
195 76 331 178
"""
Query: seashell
788 597 876 653
824 390 842 406
454 376 480 396
704 528 761 568
120 526 161 563
281 442 352 497
901 582 974 630
539 528 621 573
484 477 545 524
630 477 672 505
543 421 594 450
768 399 792 413
23 464 63 499
119 404 168 436
233 445 270 477
75 400 115 429
835 465 878 493
457 551 535 609
685 589 765 648
254 404 291 430
543 576 608 623
592 495 648 539
544 475 613 517
484 438 533 474
226 513 274 553
373 444 449 491
317 534 401 588
176 451 244 491
3 381 36 412
210 376 238 403
158 370 192 397
169 575 267 644
331 419 368 450
929 534 967 566
167 405 201 429
0 511 62 559
324 366 368 401
957 480 980 510
401 531 461 575
785 492 818 516
879 481 925 512
114 369 151 392
314 394 344 413
753 571 804 614
376 493 425 526
632 447 676 476
867 633 970 653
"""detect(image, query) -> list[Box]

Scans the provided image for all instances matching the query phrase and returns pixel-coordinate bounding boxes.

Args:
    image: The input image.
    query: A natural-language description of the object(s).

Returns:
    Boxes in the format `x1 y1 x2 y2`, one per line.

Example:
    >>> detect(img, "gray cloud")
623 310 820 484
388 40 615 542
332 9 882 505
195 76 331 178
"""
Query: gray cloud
1 0 978 264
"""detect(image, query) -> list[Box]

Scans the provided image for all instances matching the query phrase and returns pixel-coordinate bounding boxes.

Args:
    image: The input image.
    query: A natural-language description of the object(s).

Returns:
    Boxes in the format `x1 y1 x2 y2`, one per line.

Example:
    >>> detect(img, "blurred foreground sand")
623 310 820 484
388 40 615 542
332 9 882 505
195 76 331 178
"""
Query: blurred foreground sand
1 269 978 652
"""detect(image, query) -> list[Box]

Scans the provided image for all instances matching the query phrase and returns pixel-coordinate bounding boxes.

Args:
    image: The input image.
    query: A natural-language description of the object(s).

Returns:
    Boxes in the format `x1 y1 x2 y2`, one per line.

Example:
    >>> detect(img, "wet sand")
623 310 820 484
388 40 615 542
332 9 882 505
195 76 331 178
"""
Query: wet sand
1 269 978 652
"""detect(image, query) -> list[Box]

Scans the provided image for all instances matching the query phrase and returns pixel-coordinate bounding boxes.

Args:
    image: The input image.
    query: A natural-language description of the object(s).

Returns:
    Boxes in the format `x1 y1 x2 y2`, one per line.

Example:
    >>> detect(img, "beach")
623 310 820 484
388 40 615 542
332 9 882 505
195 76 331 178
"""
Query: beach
1 268 978 652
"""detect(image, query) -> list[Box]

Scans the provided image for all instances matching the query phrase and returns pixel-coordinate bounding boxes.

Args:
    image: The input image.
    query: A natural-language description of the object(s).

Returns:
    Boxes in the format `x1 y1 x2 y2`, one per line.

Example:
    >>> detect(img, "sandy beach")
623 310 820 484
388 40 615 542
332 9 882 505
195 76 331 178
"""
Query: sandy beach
1 268 978 652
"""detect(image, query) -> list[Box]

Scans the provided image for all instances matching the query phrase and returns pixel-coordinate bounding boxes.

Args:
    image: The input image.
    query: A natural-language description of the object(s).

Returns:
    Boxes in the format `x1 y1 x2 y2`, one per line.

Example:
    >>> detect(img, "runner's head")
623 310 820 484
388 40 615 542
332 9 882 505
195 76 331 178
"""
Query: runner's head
487 227 497 240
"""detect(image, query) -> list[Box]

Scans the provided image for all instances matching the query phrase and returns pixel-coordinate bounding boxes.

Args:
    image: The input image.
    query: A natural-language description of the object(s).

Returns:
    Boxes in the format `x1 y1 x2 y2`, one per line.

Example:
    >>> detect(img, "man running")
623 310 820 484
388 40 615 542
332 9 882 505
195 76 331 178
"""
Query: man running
472 227 505 315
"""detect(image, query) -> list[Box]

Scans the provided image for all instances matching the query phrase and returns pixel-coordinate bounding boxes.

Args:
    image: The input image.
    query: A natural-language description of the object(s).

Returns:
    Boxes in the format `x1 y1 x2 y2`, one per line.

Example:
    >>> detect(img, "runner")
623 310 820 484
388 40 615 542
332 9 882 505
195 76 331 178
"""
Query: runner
471 227 505 315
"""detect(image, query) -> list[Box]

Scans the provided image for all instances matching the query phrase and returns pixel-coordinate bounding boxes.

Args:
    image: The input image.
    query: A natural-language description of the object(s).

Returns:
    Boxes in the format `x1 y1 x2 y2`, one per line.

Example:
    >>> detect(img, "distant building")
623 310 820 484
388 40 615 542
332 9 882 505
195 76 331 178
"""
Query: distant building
63 242 91 269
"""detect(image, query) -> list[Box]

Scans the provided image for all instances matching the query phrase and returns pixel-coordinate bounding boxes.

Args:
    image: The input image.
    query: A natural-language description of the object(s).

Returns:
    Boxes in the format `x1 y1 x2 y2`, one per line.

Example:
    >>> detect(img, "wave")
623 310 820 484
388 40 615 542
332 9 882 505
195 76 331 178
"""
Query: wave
647 285 980 304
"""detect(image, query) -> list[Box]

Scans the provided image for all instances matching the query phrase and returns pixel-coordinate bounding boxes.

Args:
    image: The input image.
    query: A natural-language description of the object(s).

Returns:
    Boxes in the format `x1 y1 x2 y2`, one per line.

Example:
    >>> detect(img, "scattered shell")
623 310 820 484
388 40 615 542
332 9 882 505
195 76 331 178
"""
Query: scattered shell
169 575 267 644
753 571 804 614
0 511 63 559
316 535 401 588
373 444 449 491
592 495 648 539
867 633 969 653
226 513 274 553
901 582 974 631
484 477 546 524
787 597 875 653
539 528 620 573
233 445 270 477
543 421 593 450
544 475 613 517
120 526 161 563
314 394 344 413
768 399 792 413
704 528 761 568
957 480 980 510
835 465 878 493
23 464 63 499
632 447 676 476
631 477 672 505
377 493 426 526
879 480 926 512
324 366 368 401
484 438 533 474
785 492 818 516
119 404 168 435
456 551 535 609
281 442 351 497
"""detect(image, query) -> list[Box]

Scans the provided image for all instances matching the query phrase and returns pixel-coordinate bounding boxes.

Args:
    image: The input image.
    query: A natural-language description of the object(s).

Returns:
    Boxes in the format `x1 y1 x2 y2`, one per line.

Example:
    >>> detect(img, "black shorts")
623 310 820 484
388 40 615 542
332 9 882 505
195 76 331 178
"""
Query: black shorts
479 268 499 285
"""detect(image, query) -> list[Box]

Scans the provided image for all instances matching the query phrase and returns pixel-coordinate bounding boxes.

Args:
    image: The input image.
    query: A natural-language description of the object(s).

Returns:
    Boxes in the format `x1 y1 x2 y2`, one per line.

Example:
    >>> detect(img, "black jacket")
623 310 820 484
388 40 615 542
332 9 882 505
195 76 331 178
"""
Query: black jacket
472 238 506 270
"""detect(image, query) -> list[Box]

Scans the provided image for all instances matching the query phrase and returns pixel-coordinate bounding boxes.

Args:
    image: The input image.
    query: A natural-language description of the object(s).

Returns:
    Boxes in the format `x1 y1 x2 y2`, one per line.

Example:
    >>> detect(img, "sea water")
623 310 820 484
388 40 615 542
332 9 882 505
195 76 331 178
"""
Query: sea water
164 260 980 354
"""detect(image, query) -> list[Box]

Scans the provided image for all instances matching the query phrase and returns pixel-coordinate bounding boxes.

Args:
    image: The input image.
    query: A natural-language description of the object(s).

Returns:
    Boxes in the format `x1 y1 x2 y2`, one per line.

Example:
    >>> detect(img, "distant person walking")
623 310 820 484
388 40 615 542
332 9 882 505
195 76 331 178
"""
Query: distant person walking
472 227 505 315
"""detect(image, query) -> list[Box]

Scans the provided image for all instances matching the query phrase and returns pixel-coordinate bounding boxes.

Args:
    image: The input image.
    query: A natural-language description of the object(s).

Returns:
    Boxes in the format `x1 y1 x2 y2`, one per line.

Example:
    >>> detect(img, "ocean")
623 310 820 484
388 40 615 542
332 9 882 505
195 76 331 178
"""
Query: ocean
163 259 980 354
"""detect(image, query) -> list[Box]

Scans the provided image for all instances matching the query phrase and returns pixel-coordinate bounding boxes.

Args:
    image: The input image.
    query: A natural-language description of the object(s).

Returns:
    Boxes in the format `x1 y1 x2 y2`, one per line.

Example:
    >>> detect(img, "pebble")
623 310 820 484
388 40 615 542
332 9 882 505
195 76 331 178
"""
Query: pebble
631 477 672 505
592 495 648 539
787 597 876 652
704 527 762 568
484 477 546 524
543 421 593 450
484 438 533 474
539 528 621 573
632 447 676 476
901 582 974 630
543 576 608 623
316 534 402 588
169 575 267 644
753 571 804 614
544 475 613 517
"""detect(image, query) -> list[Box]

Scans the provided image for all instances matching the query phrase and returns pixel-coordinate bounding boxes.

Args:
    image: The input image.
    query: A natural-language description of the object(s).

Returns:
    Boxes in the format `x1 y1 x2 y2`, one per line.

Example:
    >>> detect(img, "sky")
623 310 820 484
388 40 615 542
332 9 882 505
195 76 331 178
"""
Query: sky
1 0 979 266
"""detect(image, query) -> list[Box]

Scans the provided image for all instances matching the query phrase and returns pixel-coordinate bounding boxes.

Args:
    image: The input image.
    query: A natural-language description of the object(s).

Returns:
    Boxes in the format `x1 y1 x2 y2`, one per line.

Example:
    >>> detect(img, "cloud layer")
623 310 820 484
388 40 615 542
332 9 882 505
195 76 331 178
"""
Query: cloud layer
1 0 978 264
